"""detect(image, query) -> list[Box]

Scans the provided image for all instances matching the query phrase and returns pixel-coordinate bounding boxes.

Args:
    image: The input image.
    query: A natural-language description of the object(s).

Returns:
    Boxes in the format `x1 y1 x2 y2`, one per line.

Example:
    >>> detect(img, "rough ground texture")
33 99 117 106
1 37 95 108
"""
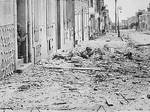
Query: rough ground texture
0 31 150 112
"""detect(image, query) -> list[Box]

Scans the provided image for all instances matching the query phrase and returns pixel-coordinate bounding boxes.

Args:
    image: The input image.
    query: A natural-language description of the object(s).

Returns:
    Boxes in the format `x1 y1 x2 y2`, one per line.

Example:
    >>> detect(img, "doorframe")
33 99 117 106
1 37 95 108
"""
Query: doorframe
82 8 84 41
14 0 18 70
16 0 32 64
57 0 61 49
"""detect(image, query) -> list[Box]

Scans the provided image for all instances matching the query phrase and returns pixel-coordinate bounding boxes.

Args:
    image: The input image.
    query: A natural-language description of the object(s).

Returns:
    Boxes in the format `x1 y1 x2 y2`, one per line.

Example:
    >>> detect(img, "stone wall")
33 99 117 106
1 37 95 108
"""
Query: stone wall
0 0 16 78
75 0 89 44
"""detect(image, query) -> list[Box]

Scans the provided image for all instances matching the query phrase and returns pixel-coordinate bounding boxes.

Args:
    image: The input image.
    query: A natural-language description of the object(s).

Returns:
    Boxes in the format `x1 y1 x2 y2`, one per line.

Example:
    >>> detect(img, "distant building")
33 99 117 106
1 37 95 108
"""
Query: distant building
139 3 150 31
74 0 89 44
127 16 138 27
88 0 110 38
121 20 128 29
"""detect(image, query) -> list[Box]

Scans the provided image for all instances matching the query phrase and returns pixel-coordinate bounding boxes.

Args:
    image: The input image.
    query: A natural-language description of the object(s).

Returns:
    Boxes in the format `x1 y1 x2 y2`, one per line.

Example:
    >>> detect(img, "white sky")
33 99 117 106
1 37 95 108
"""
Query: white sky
105 0 150 22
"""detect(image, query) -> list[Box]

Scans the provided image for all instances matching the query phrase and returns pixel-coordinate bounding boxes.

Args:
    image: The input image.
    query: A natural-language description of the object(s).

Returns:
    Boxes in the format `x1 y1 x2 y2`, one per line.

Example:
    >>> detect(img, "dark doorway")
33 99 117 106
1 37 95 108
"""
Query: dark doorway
81 9 84 41
17 0 30 63
57 0 61 49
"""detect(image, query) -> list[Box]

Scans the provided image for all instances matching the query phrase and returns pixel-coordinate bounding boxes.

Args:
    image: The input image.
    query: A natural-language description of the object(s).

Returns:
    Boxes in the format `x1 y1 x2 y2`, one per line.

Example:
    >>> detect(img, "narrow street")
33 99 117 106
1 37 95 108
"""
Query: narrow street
0 31 150 112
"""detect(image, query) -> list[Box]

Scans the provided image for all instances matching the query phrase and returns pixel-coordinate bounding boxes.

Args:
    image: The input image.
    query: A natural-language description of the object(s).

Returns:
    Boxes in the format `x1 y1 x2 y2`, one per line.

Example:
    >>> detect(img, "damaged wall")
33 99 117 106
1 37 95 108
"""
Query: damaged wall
75 0 89 44
46 0 57 54
0 0 16 78
60 0 75 50
139 12 150 31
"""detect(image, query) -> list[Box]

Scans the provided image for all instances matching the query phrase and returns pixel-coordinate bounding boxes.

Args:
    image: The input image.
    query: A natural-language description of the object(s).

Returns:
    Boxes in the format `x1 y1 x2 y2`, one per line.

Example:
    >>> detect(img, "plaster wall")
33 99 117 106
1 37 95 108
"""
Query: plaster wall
46 0 57 53
0 0 14 26
0 0 16 78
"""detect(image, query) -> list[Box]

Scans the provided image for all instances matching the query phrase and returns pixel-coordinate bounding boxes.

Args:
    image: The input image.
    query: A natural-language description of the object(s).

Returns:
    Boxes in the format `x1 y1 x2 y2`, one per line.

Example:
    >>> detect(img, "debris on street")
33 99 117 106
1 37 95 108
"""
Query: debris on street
0 32 150 112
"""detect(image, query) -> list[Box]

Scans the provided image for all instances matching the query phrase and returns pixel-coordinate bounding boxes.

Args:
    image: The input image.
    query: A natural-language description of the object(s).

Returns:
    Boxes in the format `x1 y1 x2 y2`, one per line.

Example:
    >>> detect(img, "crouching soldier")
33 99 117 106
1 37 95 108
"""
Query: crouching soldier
17 23 27 60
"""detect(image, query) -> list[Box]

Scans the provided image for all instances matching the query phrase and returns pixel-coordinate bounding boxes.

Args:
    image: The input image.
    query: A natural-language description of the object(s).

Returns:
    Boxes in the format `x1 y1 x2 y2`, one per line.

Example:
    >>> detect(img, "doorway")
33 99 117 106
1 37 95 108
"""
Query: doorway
81 9 84 41
17 0 31 63
57 0 61 49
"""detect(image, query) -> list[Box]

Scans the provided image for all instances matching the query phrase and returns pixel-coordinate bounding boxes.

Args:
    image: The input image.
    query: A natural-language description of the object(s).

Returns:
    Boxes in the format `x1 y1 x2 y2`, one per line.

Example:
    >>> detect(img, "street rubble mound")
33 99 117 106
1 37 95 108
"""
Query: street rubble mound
47 36 150 81
1 33 150 112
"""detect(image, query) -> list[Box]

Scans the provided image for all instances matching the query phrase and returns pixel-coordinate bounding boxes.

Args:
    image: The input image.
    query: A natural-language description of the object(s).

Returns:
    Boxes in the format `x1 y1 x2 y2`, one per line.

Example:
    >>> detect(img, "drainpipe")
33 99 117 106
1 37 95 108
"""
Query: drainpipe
115 0 117 33
72 0 76 47
118 12 120 37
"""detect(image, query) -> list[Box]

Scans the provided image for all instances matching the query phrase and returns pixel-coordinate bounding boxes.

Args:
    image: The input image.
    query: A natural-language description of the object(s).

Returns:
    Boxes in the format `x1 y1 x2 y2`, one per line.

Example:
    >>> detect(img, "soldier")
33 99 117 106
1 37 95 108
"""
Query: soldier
17 23 27 59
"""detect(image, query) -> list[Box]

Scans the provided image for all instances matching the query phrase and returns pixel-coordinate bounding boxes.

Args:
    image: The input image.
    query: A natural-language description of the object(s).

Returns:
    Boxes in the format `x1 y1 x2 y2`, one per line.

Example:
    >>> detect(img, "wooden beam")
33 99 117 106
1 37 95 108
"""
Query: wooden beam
136 43 150 47
43 65 105 71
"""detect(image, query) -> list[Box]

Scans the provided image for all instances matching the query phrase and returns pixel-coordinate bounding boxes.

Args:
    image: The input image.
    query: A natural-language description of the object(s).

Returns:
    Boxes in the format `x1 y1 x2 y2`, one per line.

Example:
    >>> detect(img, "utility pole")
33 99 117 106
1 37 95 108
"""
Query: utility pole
117 7 123 40
72 0 76 47
115 0 117 33
118 11 120 37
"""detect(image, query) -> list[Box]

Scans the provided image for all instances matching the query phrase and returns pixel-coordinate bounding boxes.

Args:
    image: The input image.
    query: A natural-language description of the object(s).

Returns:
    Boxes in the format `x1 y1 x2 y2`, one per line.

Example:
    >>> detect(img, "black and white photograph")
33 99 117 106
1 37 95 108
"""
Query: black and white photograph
0 0 150 112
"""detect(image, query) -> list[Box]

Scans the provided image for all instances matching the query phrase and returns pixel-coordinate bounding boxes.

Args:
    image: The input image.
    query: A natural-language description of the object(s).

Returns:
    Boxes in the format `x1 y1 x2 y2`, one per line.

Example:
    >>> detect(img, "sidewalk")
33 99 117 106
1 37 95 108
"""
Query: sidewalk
129 32 150 46
143 31 150 35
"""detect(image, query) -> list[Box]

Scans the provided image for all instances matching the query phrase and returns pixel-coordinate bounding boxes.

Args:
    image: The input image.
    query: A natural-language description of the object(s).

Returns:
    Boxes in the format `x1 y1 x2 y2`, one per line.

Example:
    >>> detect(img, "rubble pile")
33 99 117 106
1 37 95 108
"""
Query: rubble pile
50 38 150 78
0 33 150 112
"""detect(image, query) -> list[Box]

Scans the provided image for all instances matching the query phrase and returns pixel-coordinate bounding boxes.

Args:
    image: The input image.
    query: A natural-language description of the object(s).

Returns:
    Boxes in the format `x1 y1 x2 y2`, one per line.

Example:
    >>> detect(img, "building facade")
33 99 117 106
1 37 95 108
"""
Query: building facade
127 16 138 29
121 20 128 29
0 0 107 78
0 0 16 78
88 0 110 38
0 0 90 78
139 12 150 31
139 4 150 31
75 0 89 44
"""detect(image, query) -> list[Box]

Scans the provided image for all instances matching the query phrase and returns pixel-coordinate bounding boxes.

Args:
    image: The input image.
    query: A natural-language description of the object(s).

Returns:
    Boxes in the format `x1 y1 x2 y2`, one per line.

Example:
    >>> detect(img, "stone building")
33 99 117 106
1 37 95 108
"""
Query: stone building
139 12 150 31
0 0 16 78
0 0 90 78
121 20 128 29
0 0 108 78
75 0 89 44
88 0 109 38
127 16 138 28
139 4 150 31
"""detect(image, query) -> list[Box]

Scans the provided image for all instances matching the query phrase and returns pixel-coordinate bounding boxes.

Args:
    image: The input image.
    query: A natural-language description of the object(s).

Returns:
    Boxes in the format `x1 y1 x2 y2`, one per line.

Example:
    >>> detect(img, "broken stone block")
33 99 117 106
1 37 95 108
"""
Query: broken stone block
71 56 83 63
94 74 106 83
92 54 103 61
18 84 30 92
80 52 89 59
124 52 133 60
74 63 82 67
52 54 66 60
3 110 13 112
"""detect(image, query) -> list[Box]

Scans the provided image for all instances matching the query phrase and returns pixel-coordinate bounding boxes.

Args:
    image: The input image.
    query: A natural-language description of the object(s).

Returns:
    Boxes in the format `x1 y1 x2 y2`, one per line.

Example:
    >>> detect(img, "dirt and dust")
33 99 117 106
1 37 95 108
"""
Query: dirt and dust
0 32 150 112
